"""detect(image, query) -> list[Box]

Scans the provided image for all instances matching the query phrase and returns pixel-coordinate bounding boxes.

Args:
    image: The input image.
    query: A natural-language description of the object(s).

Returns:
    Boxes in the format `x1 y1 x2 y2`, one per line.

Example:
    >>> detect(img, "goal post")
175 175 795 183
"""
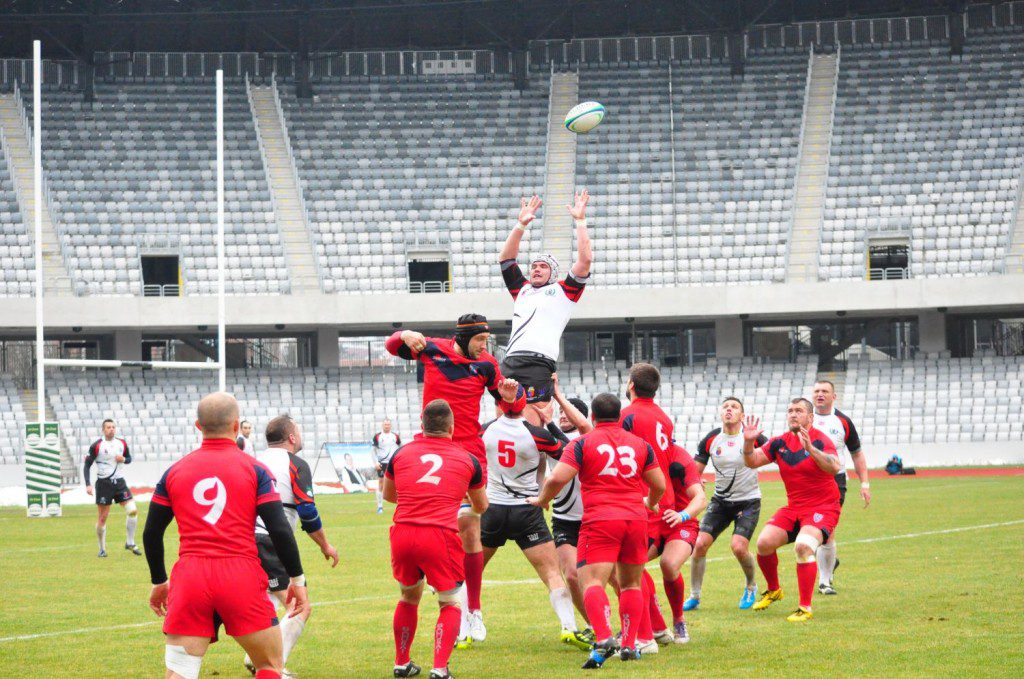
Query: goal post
25 40 228 516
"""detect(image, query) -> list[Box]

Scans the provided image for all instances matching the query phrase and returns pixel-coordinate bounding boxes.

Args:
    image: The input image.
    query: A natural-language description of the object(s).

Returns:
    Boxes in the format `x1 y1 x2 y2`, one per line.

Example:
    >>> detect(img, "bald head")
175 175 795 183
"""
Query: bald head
195 392 240 439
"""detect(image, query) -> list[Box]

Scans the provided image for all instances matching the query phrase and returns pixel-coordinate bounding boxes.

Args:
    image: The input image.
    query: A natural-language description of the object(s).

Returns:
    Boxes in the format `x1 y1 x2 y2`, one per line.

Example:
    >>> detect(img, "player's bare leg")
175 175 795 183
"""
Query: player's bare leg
457 511 485 644
731 534 758 607
233 626 285 678
521 541 591 649
752 524 789 612
523 401 554 427
556 544 590 623
119 498 142 555
95 503 111 556
660 540 694 642
686 531 713 610
164 634 210 679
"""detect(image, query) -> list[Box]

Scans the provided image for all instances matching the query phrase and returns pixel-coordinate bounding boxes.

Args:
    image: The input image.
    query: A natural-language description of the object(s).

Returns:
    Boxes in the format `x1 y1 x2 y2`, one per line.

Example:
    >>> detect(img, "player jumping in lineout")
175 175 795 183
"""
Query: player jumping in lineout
84 418 141 557
498 190 592 425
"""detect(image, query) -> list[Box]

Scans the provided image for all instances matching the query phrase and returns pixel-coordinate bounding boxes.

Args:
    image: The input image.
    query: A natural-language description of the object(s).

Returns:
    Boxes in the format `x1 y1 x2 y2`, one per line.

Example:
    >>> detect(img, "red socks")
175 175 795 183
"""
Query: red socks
433 604 461 671
796 561 818 609
663 574 685 624
637 571 655 640
618 587 644 650
393 600 418 665
757 552 781 591
583 585 613 641
255 671 281 679
464 551 484 611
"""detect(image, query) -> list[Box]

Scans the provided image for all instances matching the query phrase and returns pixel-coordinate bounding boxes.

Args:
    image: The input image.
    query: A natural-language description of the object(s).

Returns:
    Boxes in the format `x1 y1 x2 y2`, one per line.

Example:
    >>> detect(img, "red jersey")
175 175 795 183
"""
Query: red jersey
620 398 676 510
386 434 484 532
667 445 702 513
385 333 526 445
563 422 659 523
151 438 279 560
757 429 840 508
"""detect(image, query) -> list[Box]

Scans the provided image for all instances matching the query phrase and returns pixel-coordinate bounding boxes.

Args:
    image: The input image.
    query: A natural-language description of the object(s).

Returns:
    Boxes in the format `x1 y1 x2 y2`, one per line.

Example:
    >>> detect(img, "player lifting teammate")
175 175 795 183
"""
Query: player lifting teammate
530 393 665 667
373 419 402 514
84 418 141 557
498 191 592 423
475 394 591 651
385 315 525 644
384 400 489 679
811 379 871 595
742 398 842 622
685 397 768 611
246 415 339 676
142 392 308 679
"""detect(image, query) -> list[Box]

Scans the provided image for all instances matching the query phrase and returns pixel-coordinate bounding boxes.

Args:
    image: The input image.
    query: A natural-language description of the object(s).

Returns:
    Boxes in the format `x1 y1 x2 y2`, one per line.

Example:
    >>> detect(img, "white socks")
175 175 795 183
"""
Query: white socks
817 541 838 585
690 556 706 599
457 586 470 638
126 515 138 546
280 614 306 662
376 488 383 509
96 525 106 551
549 587 578 631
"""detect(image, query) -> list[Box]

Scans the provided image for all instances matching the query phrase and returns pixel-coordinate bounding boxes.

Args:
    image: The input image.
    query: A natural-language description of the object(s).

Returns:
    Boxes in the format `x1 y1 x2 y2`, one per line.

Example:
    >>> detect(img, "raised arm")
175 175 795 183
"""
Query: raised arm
385 330 427 361
500 195 542 262
568 190 592 279
551 373 593 434
741 416 772 469
800 427 842 475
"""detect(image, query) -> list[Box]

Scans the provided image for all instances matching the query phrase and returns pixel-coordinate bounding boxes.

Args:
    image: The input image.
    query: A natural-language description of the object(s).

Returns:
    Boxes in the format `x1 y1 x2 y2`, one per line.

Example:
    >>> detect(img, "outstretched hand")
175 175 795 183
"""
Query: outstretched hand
518 196 542 227
498 378 520 403
567 189 589 221
741 415 763 442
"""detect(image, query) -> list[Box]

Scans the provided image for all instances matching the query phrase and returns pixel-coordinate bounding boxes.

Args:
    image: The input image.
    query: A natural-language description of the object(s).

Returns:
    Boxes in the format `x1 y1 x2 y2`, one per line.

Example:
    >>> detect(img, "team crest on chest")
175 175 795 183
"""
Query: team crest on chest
813 512 824 523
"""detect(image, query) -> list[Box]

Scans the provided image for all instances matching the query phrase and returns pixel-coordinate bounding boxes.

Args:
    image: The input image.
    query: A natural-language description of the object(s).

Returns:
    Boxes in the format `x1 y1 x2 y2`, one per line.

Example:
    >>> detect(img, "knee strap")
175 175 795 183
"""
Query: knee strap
794 533 820 562
437 586 462 604
165 645 202 679
125 500 139 517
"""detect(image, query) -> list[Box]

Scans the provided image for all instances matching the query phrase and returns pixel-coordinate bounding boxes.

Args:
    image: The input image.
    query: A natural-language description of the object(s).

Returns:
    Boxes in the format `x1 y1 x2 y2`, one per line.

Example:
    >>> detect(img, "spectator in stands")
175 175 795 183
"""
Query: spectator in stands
236 419 255 456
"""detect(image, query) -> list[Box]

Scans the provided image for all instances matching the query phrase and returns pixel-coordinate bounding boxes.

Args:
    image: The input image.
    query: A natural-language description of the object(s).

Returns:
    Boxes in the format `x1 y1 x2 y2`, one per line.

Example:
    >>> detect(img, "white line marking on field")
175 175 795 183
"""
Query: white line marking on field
3 518 1023 644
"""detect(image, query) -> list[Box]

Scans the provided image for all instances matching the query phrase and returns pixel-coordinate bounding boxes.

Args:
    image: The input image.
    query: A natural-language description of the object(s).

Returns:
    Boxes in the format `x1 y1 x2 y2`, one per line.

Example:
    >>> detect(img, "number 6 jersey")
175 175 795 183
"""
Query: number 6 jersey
385 434 484 532
151 438 281 560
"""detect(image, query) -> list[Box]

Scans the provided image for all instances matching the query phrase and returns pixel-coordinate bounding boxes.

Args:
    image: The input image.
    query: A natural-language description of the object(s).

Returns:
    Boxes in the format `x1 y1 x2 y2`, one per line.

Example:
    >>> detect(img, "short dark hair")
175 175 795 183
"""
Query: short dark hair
591 393 621 422
790 397 814 414
421 399 454 435
721 396 744 412
628 362 661 398
568 397 589 419
265 414 297 444
814 379 836 392
240 419 251 427
102 418 115 426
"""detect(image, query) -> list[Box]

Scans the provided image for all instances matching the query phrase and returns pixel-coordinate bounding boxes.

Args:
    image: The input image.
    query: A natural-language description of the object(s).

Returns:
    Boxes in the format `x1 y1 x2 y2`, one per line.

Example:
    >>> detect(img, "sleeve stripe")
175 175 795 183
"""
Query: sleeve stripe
151 494 171 506
256 492 281 505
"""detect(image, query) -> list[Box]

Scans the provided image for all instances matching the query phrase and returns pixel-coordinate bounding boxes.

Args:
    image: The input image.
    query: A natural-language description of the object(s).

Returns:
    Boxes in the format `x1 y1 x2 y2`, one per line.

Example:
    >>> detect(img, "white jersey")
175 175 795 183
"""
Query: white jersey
812 408 862 477
85 437 130 482
236 435 255 456
694 428 764 502
254 446 314 535
502 262 588 362
372 431 402 466
483 415 562 505
549 429 583 521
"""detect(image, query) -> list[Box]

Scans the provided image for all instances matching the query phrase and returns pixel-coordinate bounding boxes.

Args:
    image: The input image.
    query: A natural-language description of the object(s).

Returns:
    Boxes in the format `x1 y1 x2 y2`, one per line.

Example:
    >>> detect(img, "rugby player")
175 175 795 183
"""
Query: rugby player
373 419 402 514
84 419 140 557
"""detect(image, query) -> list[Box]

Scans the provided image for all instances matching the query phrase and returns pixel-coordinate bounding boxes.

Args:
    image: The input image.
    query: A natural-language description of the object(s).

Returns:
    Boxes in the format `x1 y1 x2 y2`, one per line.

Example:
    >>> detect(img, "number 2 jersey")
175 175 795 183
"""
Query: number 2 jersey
151 438 280 560
386 434 484 532
563 422 658 523
481 415 563 505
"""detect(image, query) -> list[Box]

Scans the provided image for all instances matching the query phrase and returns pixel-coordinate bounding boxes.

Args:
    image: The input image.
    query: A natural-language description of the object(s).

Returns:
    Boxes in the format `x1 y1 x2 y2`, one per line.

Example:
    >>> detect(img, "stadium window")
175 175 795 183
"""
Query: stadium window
141 255 180 296
407 258 451 294
866 240 909 281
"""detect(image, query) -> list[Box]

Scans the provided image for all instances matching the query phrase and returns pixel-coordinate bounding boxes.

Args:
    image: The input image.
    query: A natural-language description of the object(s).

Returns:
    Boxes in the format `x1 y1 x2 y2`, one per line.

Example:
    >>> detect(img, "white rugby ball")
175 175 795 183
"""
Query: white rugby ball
564 101 606 134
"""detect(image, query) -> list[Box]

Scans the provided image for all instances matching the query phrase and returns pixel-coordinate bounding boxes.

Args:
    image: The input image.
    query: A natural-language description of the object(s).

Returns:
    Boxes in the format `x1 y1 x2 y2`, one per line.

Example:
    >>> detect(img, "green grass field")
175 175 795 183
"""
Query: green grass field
2 474 1023 678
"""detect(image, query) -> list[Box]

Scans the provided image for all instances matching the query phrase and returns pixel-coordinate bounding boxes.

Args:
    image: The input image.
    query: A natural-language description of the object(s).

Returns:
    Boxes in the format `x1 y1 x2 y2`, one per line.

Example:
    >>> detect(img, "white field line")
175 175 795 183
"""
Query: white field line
2 518 1022 644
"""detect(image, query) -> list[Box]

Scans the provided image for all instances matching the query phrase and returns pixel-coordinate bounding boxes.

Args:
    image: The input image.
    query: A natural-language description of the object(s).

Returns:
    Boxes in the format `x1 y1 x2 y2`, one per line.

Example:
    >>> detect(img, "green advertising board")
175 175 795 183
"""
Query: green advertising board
25 422 62 518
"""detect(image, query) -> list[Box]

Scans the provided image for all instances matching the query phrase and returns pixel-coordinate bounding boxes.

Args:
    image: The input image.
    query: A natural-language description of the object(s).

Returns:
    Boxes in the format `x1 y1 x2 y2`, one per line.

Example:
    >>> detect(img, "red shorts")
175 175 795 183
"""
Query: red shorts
648 516 699 553
391 524 466 592
163 556 277 639
577 519 648 567
768 504 841 544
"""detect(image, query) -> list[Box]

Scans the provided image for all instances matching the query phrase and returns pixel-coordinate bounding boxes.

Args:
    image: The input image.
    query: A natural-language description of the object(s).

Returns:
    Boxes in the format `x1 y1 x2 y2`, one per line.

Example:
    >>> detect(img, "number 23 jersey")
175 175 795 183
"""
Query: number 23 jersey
563 422 658 523
151 438 281 561
386 434 484 532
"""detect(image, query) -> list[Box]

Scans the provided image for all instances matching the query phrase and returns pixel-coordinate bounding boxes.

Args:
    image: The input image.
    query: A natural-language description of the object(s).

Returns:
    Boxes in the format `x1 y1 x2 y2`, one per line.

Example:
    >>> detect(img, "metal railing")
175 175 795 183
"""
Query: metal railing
667 61 678 285
783 45 816 282
539 61 556 255
408 280 451 294
814 45 841 282
868 267 909 281
143 284 181 297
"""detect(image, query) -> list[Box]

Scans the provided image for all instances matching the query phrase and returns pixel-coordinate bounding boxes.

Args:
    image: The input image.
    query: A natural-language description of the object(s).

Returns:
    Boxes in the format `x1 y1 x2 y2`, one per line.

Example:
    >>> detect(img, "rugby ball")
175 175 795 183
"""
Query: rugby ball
564 101 606 134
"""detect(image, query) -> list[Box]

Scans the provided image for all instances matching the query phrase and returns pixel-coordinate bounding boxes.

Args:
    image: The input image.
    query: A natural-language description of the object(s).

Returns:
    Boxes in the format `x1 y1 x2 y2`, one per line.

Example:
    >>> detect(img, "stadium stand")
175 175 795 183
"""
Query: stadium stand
821 32 1024 280
0 375 28 464
0 131 34 296
278 74 548 293
26 81 289 296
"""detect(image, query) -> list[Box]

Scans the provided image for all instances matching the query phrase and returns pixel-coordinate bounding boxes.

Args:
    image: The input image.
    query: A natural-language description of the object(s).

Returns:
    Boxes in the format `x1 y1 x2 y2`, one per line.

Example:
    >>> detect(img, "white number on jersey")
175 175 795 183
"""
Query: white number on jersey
193 477 227 525
416 454 443 485
596 444 638 478
655 422 670 452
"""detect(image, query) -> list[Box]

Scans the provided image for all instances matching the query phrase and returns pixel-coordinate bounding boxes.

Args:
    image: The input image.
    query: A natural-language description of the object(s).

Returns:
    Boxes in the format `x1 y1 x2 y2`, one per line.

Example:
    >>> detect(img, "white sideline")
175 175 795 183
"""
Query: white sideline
2 518 1022 644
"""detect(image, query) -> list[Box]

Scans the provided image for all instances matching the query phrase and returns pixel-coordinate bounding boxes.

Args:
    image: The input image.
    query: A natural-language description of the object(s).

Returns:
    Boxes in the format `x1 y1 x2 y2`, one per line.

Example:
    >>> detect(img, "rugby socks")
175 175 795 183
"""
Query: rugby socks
280 614 305 663
757 552 781 591
254 671 280 679
393 601 418 665
690 556 706 600
817 540 837 586
549 587 578 631
663 575 686 624
637 572 654 641
644 570 669 631
739 552 757 588
375 488 384 510
583 586 613 641
464 551 484 611
434 604 460 672
96 525 106 552
618 587 644 650
457 587 470 639
796 561 818 609
125 514 138 546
